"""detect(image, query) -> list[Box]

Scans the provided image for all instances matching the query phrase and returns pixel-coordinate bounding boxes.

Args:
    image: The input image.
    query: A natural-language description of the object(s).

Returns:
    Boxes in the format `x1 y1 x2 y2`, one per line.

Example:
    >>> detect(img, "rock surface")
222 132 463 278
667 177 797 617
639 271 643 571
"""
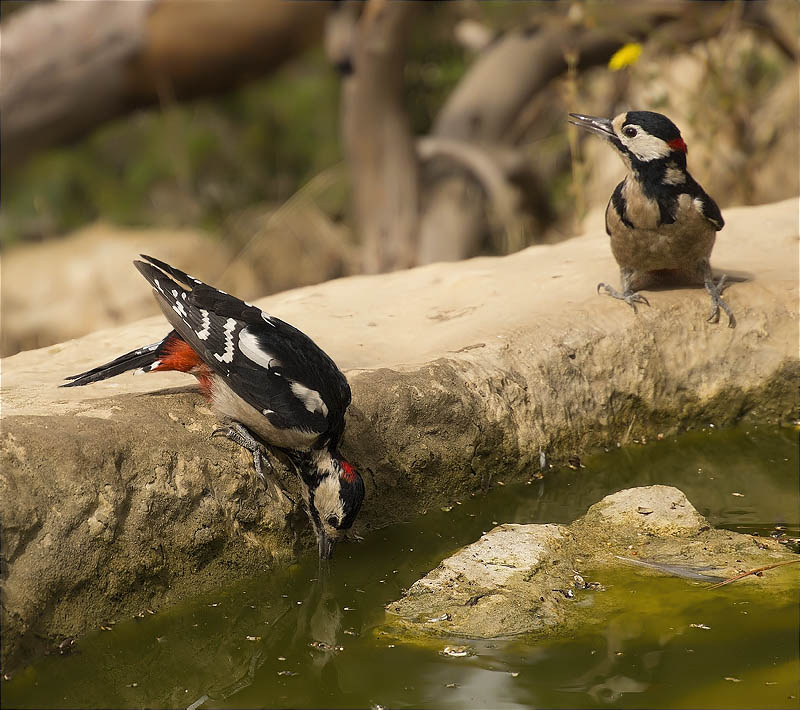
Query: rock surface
385 485 799 639
1 197 798 671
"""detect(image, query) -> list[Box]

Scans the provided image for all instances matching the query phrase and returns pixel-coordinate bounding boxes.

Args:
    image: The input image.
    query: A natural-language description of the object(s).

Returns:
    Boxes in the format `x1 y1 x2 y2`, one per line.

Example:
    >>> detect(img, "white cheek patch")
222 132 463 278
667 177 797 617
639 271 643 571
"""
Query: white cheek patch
620 124 672 161
290 381 329 416
238 328 281 368
313 475 345 527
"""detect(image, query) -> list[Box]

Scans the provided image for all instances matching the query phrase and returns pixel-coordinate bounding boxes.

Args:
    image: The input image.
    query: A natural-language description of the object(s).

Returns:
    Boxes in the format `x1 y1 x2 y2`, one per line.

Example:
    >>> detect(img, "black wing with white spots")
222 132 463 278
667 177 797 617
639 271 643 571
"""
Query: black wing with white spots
134 255 351 447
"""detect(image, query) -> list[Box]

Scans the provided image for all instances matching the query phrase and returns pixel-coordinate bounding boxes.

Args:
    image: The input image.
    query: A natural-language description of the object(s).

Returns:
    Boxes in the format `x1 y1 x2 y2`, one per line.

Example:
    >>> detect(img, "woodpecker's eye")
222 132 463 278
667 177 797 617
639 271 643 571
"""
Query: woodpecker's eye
623 126 637 138
327 515 339 528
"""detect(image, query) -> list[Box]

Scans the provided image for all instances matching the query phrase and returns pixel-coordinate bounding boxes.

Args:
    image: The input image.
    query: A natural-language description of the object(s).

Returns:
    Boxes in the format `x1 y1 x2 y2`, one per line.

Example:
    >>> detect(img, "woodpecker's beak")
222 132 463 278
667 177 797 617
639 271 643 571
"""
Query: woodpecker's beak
568 113 615 139
318 531 336 560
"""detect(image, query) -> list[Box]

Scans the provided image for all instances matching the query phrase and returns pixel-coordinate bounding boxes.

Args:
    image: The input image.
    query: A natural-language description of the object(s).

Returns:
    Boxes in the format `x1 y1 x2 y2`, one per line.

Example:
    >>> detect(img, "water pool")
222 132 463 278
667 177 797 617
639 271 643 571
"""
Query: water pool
3 425 797 709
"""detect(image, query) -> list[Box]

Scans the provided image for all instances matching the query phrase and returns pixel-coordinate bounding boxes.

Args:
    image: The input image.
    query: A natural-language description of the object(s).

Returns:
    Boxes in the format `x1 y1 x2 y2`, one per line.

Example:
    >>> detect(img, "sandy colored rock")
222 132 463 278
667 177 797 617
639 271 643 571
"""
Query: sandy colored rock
578 484 708 536
388 523 575 638
386 485 798 639
1 198 798 671
0 222 261 357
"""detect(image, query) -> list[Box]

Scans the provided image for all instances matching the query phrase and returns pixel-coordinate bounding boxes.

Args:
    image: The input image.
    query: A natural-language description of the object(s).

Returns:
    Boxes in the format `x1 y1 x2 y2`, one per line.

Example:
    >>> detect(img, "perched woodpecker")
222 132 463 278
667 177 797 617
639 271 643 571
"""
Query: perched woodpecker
568 110 735 327
63 255 364 559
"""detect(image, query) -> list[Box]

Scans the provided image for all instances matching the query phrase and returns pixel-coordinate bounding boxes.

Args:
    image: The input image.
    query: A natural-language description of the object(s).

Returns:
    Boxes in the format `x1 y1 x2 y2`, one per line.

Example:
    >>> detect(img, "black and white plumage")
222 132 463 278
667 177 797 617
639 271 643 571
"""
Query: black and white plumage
64 255 364 559
568 110 735 327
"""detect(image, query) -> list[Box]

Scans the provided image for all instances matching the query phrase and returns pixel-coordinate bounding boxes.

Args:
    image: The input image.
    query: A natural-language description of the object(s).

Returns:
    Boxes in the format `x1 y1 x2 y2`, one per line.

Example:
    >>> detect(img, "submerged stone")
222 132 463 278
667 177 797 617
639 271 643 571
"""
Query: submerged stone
385 485 798 640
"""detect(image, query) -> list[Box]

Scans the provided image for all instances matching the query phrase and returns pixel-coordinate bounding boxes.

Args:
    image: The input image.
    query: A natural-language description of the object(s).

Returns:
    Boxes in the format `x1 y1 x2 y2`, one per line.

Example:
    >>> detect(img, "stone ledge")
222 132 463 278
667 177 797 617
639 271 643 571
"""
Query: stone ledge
1 197 797 670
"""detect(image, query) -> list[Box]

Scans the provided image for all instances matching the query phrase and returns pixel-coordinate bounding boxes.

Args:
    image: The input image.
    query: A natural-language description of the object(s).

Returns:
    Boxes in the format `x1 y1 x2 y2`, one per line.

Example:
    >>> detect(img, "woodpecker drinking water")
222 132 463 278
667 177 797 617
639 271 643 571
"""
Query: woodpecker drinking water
63 255 364 559
568 110 735 327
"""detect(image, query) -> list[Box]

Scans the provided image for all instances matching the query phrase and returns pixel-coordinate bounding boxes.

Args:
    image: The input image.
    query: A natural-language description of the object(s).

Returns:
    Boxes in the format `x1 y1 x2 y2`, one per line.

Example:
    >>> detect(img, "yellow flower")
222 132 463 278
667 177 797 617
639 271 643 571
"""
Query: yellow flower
608 43 642 71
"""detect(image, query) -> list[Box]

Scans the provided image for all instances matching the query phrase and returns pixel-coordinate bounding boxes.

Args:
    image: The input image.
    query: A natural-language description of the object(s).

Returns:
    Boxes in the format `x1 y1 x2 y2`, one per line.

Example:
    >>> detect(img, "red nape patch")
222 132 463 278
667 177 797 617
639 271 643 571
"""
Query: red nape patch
339 459 357 483
667 137 687 153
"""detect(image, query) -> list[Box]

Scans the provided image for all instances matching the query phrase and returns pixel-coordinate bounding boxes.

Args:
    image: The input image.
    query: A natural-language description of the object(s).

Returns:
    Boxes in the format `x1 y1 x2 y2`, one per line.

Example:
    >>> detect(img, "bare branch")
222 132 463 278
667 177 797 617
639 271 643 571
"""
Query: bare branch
418 137 527 254
1 0 331 170
433 7 687 143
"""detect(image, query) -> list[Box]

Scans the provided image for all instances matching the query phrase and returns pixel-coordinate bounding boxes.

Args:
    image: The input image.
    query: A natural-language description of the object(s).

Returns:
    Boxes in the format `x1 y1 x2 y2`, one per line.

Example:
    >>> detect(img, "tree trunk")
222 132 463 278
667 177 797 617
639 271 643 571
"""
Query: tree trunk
339 0 419 273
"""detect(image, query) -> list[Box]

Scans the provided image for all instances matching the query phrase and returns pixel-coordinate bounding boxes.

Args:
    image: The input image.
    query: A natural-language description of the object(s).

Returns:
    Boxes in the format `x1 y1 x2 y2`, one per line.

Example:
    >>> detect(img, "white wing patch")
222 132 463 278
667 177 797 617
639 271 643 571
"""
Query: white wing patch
238 328 281 369
196 309 211 340
213 318 237 363
172 300 188 318
290 381 329 416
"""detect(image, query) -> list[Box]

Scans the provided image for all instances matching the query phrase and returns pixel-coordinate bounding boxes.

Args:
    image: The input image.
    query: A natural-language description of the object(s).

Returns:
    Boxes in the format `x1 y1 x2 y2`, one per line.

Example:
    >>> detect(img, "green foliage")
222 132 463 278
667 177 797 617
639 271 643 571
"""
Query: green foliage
404 5 469 135
0 6 473 249
1 50 342 247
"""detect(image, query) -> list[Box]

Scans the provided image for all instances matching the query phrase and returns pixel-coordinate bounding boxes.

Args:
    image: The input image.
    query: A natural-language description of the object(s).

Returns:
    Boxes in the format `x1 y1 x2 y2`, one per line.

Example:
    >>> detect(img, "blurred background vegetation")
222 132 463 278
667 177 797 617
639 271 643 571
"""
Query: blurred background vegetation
1 0 798 356
1 45 345 245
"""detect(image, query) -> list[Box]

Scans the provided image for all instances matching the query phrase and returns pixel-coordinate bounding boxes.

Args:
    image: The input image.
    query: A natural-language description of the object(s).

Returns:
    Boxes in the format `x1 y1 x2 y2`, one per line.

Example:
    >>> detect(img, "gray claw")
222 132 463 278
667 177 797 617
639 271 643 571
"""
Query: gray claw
704 273 736 329
598 283 650 314
211 422 272 479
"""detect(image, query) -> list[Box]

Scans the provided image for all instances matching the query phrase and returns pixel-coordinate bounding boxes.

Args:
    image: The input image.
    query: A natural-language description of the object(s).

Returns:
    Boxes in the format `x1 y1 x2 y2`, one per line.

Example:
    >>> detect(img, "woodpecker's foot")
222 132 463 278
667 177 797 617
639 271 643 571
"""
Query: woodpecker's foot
597 282 650 313
704 274 736 328
212 423 272 480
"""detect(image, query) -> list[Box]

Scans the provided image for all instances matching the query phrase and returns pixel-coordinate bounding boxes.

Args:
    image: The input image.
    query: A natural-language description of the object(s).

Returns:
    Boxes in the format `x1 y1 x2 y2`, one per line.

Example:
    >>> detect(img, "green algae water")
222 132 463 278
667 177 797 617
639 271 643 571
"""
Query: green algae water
4 425 798 709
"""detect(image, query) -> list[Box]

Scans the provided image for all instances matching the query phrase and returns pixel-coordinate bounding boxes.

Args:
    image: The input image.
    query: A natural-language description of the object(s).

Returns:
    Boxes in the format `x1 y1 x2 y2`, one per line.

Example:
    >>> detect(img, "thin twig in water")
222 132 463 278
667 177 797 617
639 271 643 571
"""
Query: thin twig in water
706 558 800 590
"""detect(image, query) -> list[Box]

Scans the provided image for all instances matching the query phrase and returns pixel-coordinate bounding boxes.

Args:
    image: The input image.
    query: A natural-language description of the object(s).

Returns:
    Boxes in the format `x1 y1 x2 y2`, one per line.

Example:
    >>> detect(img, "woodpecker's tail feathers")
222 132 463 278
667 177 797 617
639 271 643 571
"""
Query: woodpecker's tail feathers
61 331 178 387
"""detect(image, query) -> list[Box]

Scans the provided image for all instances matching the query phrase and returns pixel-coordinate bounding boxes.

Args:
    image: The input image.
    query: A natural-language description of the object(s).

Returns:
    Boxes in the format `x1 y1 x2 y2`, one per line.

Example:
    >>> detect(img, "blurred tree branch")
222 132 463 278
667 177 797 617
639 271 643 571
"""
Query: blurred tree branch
1 0 331 172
